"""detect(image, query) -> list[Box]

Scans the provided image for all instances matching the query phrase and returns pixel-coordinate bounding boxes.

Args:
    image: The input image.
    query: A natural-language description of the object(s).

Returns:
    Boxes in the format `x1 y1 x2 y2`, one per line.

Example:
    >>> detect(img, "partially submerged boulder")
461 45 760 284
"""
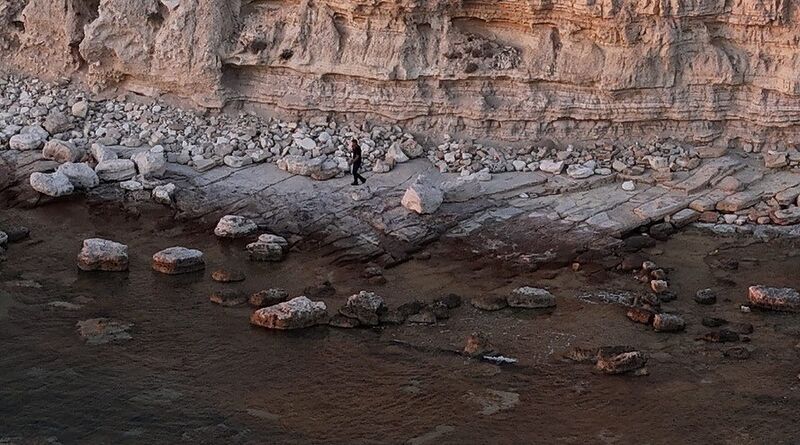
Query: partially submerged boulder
214 215 258 238
77 238 129 272
339 291 387 326
76 318 133 345
151 247 205 274
507 287 556 308
652 313 686 332
249 288 290 307
211 269 246 283
747 286 800 312
29 171 74 197
250 296 328 329
401 174 443 214
471 295 508 311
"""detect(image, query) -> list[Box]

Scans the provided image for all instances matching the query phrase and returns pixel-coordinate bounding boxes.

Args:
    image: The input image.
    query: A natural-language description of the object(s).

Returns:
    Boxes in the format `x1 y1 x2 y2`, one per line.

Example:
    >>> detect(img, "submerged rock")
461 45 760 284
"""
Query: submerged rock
151 247 205 274
214 215 258 238
77 238 129 272
507 287 556 308
595 346 647 375
209 289 247 307
747 286 800 312
407 309 437 324
328 314 361 328
249 288 290 307
211 269 246 283
77 318 133 345
339 291 387 326
250 296 328 330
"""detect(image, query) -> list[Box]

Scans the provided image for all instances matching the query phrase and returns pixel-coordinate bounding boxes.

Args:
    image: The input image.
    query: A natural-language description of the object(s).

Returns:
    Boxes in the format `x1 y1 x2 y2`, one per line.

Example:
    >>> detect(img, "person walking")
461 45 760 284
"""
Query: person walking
350 139 367 185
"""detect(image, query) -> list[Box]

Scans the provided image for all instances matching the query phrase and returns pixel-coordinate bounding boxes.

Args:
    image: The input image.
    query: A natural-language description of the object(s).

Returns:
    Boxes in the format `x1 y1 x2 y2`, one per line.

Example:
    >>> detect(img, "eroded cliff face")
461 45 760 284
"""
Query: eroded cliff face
2 0 800 148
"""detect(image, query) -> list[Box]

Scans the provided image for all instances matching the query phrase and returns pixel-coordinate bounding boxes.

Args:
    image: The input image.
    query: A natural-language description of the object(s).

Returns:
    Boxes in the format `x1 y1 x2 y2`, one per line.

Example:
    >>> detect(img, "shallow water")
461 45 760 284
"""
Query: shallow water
2 202 800 444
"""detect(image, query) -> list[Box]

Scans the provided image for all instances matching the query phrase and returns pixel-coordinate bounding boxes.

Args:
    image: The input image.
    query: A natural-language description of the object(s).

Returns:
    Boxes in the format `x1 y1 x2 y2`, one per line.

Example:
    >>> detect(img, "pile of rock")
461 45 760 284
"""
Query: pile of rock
470 286 556 311
429 136 702 179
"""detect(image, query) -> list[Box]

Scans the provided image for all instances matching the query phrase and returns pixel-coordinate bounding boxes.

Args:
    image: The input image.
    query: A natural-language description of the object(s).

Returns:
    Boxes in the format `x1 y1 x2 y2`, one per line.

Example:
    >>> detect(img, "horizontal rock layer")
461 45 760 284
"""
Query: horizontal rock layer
2 0 800 147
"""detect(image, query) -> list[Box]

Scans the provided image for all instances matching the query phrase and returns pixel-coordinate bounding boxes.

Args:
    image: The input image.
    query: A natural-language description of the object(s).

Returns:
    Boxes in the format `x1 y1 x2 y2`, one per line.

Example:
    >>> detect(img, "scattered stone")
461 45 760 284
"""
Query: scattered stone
464 332 496 357
42 140 83 163
339 291 387 326
209 289 247 307
652 313 686 332
694 288 717 305
747 286 800 312
211 269 246 283
276 155 340 180
626 307 655 325
249 288 290 307
303 281 336 299
247 240 285 262
77 238 129 272
471 295 508 311
257 233 288 248
566 164 594 179
668 208 699 228
95 159 137 181
71 100 89 118
507 286 556 308
700 329 740 343
214 215 259 238
770 207 800 225
539 160 564 174
77 318 133 344
57 162 99 189
402 174 444 214
595 346 647 375
29 171 74 197
120 180 143 191
43 110 73 134
764 150 788 169
650 280 668 294
563 346 598 364
397 300 426 318
621 180 636 191
151 247 205 274
328 314 360 328
250 296 328 330
9 132 45 150
90 144 118 163
649 222 674 241
434 293 462 309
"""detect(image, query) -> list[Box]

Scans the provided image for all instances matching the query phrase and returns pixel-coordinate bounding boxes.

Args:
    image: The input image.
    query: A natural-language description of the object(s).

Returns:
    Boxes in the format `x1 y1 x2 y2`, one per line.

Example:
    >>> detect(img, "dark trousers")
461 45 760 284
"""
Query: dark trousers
352 160 366 184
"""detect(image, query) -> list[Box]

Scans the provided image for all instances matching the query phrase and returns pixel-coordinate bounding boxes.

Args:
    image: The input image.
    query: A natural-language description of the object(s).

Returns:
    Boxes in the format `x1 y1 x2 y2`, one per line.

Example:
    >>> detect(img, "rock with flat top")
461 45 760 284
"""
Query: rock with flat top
747 286 800 312
77 238 129 271
250 296 328 329
151 247 205 274
770 207 800 225
247 241 285 261
90 144 118 163
9 132 45 151
152 183 176 204
214 215 258 238
96 159 136 181
653 313 685 332
29 171 74 197
539 160 564 174
249 288 290 307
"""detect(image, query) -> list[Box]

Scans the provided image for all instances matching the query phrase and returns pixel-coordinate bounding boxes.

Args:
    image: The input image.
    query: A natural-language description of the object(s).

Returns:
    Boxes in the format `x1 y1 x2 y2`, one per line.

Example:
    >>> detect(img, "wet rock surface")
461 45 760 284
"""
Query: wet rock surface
76 238 129 272
250 296 328 330
151 247 205 274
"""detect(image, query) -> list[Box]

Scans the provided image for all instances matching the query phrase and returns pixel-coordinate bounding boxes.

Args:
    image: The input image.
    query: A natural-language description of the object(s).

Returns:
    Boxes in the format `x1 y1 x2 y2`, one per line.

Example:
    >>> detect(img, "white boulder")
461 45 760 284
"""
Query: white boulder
57 162 99 189
29 171 74 197
401 175 444 214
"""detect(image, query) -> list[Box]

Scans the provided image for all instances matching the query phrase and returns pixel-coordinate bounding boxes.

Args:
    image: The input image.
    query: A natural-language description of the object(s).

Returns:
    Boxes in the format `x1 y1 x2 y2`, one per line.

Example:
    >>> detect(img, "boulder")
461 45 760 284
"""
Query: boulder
595 347 647 375
57 162 99 189
471 295 508 311
76 318 133 345
566 164 594 179
250 296 328 330
77 238 129 272
257 233 288 249
386 143 410 164
9 133 45 151
29 171 74 197
507 287 556 308
694 288 717 305
71 100 89 118
652 313 686 332
151 247 205 274
214 215 258 238
747 286 800 312
247 241 285 261
90 144 118 163
401 175 444 214
43 111 73 134
249 288 290 307
339 291 387 326
277 155 340 180
539 160 564 174
43 140 84 163
131 148 167 178
152 183 176 204
209 289 247 307
96 159 136 181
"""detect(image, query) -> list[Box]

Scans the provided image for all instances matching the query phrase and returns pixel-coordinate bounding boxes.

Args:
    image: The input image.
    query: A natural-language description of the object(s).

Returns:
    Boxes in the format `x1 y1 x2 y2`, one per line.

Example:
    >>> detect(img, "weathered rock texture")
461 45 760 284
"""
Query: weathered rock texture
3 1 800 147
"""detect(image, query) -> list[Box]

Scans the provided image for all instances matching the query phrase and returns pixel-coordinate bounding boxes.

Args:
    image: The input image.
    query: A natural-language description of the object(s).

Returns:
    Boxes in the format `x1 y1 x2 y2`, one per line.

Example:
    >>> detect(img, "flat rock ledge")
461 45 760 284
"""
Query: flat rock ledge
77 238 129 272
151 247 205 274
250 296 328 330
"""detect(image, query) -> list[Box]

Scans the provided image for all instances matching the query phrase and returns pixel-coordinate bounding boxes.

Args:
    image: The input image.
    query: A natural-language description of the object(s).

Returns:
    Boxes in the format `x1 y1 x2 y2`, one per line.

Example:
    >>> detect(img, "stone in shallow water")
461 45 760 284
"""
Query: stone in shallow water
250 296 328 330
77 238 129 272
339 291 387 326
652 313 685 332
507 286 556 308
747 285 800 312
257 233 288 248
214 215 258 238
249 288 290 307
694 288 717 305
328 314 360 328
151 247 205 274
595 346 647 375
29 171 74 197
209 289 247 306
77 318 133 344
211 269 245 283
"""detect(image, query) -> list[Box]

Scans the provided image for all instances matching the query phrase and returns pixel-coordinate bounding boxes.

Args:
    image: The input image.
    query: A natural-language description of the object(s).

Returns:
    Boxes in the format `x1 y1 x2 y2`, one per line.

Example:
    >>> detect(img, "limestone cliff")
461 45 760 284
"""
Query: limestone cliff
2 0 800 148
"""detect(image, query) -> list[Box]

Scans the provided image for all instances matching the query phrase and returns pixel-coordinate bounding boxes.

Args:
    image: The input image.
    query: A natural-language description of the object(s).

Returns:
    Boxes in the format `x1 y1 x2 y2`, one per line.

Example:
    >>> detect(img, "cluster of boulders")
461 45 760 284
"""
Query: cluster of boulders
470 286 556 311
429 136 703 179
620 259 686 333
0 73 425 190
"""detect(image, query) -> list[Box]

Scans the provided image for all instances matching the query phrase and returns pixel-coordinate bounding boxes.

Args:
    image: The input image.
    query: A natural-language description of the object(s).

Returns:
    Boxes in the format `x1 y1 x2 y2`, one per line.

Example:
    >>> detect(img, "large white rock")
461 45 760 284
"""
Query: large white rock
250 296 328 330
386 142 410 164
29 171 74 197
539 160 565 174
95 159 136 182
77 238 129 272
276 155 340 180
566 164 594 179
401 175 443 214
43 140 84 163
90 143 118 163
214 215 258 238
131 148 166 178
9 133 45 151
57 162 99 189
